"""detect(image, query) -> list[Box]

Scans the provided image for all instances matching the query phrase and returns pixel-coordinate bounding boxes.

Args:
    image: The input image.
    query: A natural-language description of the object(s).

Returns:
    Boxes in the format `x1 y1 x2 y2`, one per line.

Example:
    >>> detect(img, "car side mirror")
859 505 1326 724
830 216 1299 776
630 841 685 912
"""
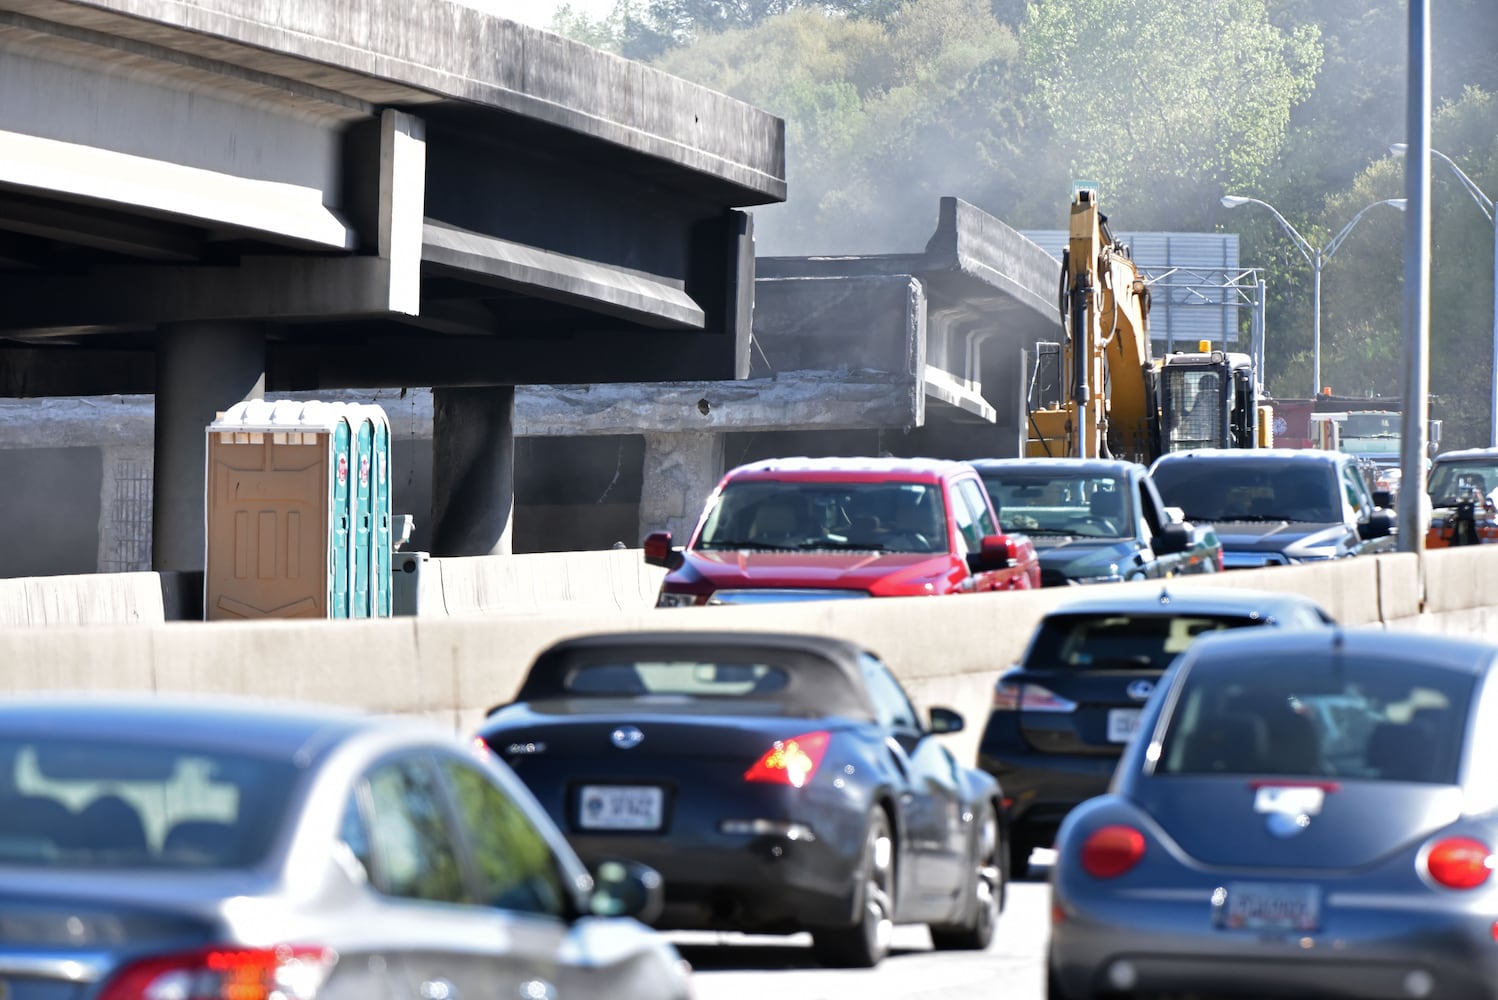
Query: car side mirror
587 858 664 925
643 531 683 570
928 706 965 735
1152 521 1190 556
1372 489 1396 511
1359 510 1396 540
971 534 1014 571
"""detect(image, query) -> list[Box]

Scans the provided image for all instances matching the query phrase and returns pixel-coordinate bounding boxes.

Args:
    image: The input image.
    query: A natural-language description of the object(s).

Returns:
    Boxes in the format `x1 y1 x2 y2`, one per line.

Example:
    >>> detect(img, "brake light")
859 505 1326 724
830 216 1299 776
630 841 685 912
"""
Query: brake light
1425 837 1492 890
744 731 831 788
98 945 336 1000
992 669 1076 713
1215 546 1225 572
1080 825 1146 879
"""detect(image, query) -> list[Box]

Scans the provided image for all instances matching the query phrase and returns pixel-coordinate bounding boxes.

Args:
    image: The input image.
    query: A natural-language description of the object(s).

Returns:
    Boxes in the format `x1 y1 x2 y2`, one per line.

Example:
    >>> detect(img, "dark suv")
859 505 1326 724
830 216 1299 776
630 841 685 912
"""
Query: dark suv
977 586 1334 877
1149 448 1396 568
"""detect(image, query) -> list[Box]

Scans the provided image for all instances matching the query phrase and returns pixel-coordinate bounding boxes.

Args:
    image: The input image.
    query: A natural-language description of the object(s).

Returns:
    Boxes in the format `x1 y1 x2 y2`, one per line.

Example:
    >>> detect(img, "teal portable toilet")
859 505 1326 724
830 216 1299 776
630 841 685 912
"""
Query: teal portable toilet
205 400 392 620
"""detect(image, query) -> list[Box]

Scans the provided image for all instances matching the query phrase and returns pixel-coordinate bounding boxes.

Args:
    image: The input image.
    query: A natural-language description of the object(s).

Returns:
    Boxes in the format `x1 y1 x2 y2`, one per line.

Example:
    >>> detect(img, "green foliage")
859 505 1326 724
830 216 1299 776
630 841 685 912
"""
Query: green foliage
1020 0 1320 228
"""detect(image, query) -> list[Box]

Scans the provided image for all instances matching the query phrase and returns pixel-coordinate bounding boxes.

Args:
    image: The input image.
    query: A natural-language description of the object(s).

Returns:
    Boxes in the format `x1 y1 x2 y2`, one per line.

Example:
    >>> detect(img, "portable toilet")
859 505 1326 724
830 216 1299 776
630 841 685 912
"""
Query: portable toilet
205 400 392 620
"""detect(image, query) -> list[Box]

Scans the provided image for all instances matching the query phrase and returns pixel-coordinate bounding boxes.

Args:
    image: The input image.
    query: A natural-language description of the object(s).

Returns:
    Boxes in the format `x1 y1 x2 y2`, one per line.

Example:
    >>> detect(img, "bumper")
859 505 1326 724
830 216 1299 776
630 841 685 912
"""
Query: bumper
1050 886 1498 999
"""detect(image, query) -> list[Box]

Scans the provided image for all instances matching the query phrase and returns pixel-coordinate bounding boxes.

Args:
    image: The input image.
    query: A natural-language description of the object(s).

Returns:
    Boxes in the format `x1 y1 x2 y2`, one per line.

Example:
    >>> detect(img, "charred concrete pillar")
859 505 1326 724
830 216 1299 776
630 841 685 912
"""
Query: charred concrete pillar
641 431 724 544
431 386 515 556
152 322 265 572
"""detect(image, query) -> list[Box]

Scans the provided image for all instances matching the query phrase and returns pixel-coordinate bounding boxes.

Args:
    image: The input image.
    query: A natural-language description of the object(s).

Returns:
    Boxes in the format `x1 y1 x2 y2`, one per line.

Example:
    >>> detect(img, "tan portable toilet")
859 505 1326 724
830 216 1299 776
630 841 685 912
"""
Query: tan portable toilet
205 400 392 620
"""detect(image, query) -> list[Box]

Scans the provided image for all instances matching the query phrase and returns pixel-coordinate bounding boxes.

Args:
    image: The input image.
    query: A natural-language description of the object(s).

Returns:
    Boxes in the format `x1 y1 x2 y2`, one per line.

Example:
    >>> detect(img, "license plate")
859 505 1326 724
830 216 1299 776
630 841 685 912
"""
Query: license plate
1107 708 1142 743
577 785 664 830
1217 882 1320 932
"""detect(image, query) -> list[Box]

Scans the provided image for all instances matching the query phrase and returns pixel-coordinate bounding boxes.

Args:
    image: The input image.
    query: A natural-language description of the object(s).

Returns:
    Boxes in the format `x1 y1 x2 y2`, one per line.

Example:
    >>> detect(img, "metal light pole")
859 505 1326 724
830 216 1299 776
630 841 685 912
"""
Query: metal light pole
1397 0 1431 558
1392 141 1498 446
1222 195 1406 396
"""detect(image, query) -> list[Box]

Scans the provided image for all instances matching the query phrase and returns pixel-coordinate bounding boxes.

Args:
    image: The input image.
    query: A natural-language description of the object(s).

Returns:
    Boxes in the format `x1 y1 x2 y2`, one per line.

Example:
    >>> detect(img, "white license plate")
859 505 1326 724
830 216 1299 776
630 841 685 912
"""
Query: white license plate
1107 708 1142 743
577 785 664 830
1218 882 1320 932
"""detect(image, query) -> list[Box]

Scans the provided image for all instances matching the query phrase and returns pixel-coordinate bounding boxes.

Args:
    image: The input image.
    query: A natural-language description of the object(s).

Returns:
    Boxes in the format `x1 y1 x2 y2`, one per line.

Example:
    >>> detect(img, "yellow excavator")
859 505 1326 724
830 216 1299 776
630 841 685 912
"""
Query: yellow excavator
1025 182 1270 461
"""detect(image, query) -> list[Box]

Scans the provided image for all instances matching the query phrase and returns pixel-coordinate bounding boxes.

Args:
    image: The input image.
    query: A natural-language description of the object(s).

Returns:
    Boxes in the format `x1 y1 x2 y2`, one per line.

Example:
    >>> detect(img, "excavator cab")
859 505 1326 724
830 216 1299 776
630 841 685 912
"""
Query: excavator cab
1158 348 1260 452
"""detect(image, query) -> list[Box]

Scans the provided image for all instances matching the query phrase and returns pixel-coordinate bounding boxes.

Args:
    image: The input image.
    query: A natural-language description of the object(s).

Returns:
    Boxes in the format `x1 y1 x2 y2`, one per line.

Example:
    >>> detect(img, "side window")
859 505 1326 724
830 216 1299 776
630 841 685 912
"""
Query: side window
363 756 468 904
957 478 998 539
440 757 571 919
859 652 920 731
1342 463 1368 518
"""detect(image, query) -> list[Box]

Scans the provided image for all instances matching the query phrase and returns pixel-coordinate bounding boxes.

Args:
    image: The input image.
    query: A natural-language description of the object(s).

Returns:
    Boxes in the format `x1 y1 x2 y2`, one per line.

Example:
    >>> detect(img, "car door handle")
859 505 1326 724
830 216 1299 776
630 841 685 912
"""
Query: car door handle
420 979 457 1000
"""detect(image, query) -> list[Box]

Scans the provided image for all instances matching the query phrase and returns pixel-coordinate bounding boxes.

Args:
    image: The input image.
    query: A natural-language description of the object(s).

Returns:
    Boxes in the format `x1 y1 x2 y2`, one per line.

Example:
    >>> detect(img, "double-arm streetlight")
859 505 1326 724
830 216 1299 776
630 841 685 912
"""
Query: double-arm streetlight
1221 194 1406 396
1391 142 1497 446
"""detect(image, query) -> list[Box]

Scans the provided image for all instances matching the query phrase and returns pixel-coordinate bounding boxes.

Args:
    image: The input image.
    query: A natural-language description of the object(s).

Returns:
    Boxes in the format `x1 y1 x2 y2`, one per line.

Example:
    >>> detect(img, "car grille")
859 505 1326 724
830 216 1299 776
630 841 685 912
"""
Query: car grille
707 589 870 604
1040 569 1072 587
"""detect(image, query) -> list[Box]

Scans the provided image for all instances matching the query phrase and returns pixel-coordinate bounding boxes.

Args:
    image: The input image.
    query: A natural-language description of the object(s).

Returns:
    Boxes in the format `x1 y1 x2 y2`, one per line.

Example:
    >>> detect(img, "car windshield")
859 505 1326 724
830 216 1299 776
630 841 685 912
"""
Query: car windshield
1152 460 1338 522
696 480 948 554
980 472 1129 538
0 737 297 869
565 660 791 697
1025 613 1265 671
1428 461 1498 507
1155 655 1472 782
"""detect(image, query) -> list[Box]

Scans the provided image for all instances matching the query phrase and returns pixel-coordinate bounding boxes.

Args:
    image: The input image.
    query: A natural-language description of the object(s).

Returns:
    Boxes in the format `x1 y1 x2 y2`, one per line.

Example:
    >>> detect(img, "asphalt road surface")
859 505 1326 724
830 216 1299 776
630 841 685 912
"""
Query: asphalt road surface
674 866 1053 1000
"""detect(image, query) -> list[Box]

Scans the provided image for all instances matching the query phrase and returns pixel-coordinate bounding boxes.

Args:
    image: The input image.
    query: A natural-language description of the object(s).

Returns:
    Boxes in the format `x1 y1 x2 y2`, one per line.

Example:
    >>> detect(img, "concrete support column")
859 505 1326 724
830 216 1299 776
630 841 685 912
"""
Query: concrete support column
640 431 724 543
431 386 516 556
152 322 265 572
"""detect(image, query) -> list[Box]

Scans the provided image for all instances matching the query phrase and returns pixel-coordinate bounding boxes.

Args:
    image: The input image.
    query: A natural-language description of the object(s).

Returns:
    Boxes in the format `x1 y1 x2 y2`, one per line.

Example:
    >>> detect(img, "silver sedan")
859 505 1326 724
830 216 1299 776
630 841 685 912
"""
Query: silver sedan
0 694 689 1000
1050 627 1498 1000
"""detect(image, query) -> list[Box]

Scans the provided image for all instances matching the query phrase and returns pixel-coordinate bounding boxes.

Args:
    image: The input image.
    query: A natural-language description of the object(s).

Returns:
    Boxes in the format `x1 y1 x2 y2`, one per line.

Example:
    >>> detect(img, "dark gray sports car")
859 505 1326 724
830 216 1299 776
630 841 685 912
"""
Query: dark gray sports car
477 630 1006 968
1050 627 1498 1000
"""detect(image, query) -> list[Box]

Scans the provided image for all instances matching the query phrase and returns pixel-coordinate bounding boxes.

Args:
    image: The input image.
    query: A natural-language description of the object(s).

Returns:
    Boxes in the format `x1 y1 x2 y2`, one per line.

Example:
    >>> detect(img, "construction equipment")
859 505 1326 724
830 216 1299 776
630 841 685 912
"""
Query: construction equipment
1025 183 1268 461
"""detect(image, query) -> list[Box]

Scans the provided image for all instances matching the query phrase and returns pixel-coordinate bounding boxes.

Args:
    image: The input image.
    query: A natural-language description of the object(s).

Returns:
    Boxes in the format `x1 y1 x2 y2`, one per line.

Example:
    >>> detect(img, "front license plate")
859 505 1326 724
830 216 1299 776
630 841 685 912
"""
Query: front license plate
1107 708 1142 743
577 785 664 830
1218 882 1320 932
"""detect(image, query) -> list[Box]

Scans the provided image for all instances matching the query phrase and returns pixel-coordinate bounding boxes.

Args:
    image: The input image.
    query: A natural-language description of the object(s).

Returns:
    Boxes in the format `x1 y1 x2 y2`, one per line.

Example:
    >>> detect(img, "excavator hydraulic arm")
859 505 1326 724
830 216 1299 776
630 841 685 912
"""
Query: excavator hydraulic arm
1027 184 1158 462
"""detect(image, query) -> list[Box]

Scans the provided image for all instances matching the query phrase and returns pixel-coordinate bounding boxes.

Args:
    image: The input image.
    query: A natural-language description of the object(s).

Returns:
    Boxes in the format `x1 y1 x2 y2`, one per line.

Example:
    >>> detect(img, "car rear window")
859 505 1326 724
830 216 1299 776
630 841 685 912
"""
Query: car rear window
1025 613 1266 671
0 738 296 869
566 660 791 697
1156 655 1472 783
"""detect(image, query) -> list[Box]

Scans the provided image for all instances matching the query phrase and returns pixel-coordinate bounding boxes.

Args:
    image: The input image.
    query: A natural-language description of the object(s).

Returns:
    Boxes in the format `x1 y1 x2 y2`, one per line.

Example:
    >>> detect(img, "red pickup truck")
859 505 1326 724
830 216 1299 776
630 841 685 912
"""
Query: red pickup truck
644 457 1040 606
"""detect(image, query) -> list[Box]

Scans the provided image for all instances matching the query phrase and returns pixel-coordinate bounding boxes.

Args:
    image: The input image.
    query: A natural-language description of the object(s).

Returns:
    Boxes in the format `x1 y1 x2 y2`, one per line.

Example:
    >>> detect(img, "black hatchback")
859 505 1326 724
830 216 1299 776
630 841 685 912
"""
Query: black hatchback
976 585 1333 877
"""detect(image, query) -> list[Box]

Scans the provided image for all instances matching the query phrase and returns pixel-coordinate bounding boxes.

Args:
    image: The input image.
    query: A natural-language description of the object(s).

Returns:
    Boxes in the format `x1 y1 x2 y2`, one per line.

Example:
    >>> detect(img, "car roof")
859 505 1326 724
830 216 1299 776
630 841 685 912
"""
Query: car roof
1040 584 1330 623
1152 447 1348 467
1432 448 1498 464
969 457 1144 476
1180 626 1498 678
0 693 420 758
1152 448 1345 466
722 456 976 483
513 630 879 720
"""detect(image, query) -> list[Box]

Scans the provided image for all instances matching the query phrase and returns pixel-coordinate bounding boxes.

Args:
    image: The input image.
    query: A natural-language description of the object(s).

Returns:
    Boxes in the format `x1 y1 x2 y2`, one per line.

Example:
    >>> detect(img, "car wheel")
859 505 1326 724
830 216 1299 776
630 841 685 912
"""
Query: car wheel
811 810 895 968
929 802 1003 951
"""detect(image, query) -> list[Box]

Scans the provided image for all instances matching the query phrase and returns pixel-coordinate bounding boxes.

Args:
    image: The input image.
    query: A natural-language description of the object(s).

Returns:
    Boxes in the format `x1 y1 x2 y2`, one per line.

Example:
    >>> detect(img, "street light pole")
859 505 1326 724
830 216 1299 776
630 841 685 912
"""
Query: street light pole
1392 142 1498 446
1221 194 1405 396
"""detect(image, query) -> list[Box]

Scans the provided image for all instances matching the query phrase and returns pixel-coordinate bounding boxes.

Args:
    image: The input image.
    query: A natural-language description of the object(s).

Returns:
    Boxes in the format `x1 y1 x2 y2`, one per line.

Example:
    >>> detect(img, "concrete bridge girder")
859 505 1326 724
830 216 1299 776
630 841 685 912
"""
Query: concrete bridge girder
0 0 785 568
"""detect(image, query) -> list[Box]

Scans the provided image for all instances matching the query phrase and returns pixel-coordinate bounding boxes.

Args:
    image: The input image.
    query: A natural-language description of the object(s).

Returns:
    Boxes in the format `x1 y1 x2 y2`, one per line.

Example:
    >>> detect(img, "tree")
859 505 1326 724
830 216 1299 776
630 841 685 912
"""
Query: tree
1019 0 1321 229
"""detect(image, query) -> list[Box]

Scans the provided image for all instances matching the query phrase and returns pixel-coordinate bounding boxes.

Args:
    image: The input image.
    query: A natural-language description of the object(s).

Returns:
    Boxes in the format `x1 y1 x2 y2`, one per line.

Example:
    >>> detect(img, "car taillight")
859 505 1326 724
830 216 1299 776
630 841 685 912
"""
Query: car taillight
97 945 336 1000
1215 546 1225 572
744 731 830 788
1425 837 1492 890
992 669 1076 713
1079 825 1146 879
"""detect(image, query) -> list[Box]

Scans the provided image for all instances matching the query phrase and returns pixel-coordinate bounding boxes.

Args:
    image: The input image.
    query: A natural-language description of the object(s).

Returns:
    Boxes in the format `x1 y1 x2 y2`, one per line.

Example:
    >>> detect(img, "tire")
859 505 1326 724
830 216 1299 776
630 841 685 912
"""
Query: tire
811 810 895 968
929 802 1004 951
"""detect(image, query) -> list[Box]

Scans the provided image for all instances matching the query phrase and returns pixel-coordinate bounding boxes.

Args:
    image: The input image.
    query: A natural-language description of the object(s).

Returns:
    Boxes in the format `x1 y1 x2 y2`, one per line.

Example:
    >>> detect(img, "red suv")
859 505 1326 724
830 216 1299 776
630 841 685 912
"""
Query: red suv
644 457 1040 606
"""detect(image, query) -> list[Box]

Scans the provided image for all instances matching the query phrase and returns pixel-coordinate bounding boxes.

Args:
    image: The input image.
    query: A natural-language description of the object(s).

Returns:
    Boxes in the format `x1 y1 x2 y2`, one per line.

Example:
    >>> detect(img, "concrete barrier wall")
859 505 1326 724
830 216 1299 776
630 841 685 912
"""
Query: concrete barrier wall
2 549 1495 768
